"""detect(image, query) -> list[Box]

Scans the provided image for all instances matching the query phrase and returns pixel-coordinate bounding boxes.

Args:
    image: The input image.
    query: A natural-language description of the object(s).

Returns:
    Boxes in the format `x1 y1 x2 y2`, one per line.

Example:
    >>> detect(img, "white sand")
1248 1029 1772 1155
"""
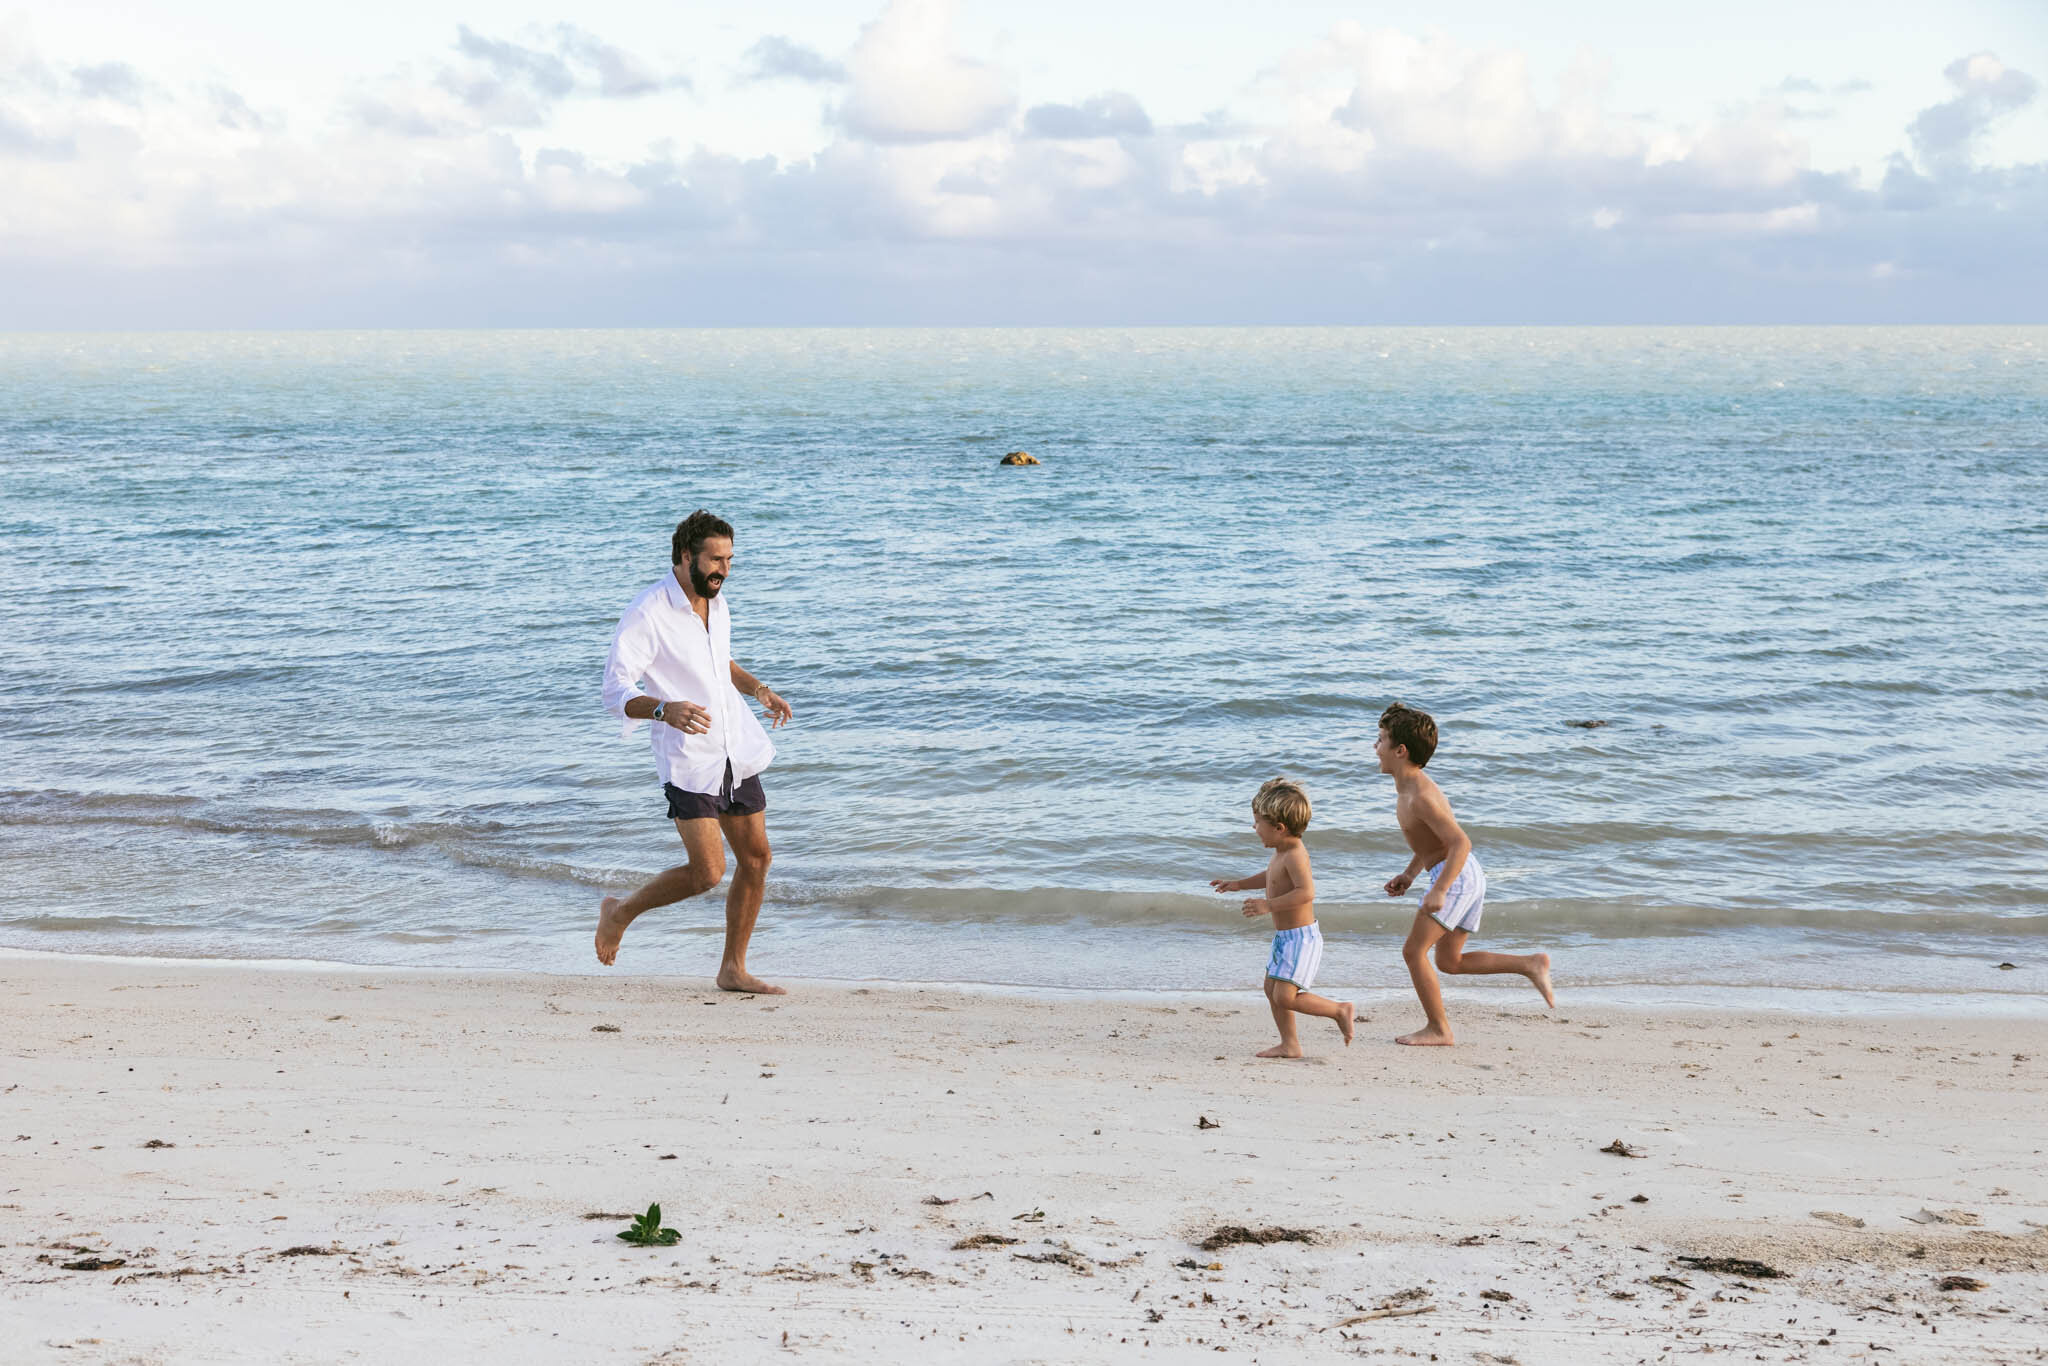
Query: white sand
4 952 2046 1363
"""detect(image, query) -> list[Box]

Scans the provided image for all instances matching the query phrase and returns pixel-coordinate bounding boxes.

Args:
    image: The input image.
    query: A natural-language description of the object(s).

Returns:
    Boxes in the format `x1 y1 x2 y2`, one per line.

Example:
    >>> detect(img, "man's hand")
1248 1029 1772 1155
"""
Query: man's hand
1209 877 1242 894
658 700 712 735
1420 887 1446 915
1241 898 1272 919
1384 872 1415 897
753 686 793 728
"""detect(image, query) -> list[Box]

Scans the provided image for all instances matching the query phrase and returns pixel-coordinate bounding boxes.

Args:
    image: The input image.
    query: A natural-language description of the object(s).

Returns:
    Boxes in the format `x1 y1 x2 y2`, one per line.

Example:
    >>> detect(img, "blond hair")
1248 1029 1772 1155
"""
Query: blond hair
1252 776 1312 836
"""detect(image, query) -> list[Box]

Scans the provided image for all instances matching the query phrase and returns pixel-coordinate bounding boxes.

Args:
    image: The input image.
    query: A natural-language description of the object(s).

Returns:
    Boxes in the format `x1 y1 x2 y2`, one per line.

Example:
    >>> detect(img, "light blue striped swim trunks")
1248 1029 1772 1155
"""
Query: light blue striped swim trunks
1422 855 1486 934
1265 923 1324 989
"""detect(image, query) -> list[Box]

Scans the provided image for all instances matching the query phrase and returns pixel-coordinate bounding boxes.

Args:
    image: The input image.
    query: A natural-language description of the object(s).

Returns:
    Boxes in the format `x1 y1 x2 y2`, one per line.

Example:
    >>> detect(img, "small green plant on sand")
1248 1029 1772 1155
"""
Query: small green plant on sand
617 1204 681 1248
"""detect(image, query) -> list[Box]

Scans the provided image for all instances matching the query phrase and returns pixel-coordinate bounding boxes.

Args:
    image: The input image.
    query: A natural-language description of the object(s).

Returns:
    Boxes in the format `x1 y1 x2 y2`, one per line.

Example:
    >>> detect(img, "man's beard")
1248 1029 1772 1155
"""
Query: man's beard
688 560 724 598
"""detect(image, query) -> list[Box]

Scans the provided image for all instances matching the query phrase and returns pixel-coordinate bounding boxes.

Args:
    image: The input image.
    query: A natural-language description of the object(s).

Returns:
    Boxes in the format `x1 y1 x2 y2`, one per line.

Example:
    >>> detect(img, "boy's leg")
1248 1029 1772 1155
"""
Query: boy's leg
1398 911 1457 1046
1433 932 1556 1008
596 818 727 966
1259 977 1304 1058
1286 989 1356 1046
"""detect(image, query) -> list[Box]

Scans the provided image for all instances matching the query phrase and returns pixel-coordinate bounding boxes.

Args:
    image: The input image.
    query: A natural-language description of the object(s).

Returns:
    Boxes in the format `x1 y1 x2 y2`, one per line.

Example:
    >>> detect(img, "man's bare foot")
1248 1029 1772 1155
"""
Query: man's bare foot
1527 953 1557 1008
1395 1026 1455 1047
595 896 633 967
1255 1043 1305 1059
716 967 788 996
1336 1002 1355 1046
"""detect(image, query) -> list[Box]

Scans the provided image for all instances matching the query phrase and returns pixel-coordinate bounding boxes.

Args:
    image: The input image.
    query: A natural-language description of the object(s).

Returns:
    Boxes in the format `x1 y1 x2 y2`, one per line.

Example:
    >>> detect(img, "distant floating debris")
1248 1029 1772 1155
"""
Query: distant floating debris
1565 719 1609 729
999 450 1041 466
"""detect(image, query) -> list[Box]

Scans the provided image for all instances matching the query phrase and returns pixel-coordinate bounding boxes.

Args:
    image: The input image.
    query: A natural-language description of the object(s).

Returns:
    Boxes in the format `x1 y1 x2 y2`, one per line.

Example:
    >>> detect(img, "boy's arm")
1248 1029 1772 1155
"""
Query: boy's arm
1414 786 1473 914
1211 870 1268 894
1244 850 1314 917
1385 844 1429 896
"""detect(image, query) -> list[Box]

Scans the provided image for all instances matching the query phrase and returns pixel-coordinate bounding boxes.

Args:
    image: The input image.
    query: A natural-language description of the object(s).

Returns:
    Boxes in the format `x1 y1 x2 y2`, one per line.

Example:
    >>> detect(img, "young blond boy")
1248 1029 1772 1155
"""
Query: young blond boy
1377 703 1555 1046
1212 778 1355 1058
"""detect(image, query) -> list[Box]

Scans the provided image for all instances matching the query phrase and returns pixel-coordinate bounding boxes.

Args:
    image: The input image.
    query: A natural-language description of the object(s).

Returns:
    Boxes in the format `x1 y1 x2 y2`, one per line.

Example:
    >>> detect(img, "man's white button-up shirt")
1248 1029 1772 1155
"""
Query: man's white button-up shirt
602 573 776 795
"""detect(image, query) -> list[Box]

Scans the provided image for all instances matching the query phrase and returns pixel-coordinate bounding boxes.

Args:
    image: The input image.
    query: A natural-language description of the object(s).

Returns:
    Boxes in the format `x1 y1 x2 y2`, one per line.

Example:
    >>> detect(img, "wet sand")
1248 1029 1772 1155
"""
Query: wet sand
4 953 2046 1363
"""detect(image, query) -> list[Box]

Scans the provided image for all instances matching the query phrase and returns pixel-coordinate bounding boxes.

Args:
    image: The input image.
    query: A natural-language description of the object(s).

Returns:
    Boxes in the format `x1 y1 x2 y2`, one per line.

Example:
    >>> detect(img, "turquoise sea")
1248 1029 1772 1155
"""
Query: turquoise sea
2 328 2044 1006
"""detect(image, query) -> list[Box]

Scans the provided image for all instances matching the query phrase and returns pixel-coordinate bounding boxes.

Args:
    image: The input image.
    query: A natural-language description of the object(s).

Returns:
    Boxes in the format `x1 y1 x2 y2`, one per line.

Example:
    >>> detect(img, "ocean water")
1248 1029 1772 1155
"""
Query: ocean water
3 327 2045 1006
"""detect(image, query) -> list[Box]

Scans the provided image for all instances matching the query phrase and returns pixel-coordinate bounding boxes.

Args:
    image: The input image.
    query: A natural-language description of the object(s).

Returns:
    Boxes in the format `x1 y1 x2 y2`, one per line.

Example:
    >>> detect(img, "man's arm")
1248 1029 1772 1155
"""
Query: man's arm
729 659 793 727
603 611 708 735
1210 870 1268 894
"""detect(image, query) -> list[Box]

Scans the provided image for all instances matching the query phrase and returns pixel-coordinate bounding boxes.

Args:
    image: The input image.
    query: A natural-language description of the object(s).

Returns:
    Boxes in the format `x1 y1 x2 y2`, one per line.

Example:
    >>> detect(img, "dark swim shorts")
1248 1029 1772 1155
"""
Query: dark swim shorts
663 761 766 821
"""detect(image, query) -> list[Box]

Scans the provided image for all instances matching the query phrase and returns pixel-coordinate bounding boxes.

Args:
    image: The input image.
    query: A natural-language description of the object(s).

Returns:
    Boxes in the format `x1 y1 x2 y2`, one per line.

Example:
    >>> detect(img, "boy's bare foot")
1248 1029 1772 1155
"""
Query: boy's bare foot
716 967 787 996
1395 1026 1455 1047
595 896 632 966
1337 1002 1355 1046
1527 953 1556 1008
1255 1043 1305 1059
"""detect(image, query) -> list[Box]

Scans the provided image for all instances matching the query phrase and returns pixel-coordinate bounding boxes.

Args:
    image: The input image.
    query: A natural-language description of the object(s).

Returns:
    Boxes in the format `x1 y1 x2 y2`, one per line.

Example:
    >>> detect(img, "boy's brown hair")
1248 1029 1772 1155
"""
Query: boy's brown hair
1379 702 1438 767
1253 777 1312 836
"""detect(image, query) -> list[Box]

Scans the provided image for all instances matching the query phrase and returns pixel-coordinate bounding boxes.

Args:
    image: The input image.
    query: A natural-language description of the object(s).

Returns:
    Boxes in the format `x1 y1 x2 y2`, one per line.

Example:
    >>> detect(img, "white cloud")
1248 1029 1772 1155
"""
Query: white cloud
1023 92 1152 140
837 0 1014 144
1908 51 2038 170
349 23 688 137
0 12 2040 326
740 36 845 87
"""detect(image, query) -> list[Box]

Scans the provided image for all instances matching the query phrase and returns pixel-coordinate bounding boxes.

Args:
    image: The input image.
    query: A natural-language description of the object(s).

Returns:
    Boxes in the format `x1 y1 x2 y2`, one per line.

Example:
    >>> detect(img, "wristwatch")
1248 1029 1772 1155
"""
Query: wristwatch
651 701 667 723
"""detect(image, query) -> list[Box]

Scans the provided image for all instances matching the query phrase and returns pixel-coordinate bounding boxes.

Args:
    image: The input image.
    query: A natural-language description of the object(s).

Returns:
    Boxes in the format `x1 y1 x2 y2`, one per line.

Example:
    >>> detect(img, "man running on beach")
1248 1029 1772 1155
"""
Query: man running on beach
596 510 793 992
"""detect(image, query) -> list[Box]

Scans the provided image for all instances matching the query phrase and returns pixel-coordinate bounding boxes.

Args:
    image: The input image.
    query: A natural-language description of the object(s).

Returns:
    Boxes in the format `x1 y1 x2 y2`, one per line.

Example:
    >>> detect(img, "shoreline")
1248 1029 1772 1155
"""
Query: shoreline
3 942 2045 1019
5 953 2046 1363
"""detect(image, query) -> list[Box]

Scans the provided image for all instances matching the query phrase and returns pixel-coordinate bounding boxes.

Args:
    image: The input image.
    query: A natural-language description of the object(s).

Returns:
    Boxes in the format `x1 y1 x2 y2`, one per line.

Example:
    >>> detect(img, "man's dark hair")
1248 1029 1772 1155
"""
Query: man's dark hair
1380 702 1439 767
672 510 734 565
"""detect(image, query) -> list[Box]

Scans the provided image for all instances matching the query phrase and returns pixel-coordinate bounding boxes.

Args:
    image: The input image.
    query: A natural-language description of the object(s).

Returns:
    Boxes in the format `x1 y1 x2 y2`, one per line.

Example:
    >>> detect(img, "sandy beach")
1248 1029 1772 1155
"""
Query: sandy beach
4 952 2045 1364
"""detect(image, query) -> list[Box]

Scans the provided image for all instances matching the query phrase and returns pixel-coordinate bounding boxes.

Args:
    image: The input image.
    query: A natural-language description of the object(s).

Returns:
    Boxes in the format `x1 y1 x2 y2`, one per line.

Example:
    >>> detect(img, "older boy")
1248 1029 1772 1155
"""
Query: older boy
1212 778 1355 1058
1378 703 1554 1046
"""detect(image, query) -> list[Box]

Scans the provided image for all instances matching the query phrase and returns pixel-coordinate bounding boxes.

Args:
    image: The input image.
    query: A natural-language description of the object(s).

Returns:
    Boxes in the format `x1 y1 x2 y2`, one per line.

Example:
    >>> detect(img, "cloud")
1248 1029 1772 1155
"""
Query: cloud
209 85 268 132
0 17 2041 326
838 0 1014 144
354 24 687 135
1908 51 2038 169
1023 92 1152 139
72 61 143 104
0 105 74 159
740 36 845 85
450 26 575 103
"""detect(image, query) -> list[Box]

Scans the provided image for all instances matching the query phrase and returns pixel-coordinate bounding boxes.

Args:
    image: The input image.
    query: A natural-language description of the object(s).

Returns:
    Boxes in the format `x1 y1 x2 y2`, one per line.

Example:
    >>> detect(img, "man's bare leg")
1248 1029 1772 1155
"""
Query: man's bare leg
713 810 783 995
1436 936 1556 1008
1397 912 1456 1046
1257 978 1306 1058
596 819 726 966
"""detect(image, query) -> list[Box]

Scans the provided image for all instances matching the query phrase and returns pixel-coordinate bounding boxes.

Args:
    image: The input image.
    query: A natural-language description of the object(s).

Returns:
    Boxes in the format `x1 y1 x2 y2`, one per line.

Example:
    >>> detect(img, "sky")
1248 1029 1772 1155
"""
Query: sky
2 0 2044 325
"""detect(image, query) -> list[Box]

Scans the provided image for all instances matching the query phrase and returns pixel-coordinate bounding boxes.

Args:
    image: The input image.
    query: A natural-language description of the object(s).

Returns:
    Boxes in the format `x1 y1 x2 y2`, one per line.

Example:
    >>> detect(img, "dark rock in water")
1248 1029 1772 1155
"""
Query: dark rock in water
999 451 1040 466
1997 962 2018 970
1566 719 1609 729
